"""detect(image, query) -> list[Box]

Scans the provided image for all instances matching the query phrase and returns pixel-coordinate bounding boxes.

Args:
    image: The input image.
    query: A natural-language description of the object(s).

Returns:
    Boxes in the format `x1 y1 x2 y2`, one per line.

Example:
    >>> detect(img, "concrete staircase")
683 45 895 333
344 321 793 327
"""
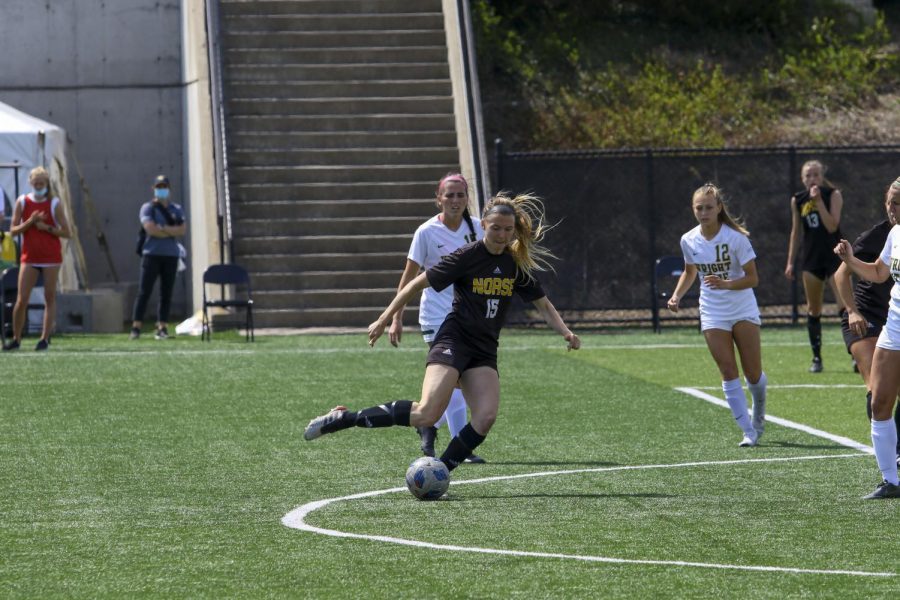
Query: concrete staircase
220 0 461 328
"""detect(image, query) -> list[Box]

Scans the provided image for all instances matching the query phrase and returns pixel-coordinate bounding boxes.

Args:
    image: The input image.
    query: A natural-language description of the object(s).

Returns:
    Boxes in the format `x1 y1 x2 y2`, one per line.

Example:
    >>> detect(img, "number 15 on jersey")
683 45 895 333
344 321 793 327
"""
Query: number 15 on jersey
485 298 499 318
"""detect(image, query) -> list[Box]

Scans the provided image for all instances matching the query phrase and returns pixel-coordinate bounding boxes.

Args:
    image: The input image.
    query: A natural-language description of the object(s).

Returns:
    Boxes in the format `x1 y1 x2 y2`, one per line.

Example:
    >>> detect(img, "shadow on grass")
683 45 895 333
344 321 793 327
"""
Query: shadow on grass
444 492 674 500
765 441 858 451
477 461 622 467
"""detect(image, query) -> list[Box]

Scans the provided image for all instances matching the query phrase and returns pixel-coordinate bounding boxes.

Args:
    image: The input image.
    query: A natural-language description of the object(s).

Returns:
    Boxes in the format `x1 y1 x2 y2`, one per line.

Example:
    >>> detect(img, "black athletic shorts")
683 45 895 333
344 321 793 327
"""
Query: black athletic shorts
840 310 884 353
803 258 841 281
426 336 498 374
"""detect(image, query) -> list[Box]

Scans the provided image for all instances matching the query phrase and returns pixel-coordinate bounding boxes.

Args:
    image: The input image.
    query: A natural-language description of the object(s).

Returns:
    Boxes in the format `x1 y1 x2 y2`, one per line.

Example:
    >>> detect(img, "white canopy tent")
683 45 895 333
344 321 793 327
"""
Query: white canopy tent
0 100 86 290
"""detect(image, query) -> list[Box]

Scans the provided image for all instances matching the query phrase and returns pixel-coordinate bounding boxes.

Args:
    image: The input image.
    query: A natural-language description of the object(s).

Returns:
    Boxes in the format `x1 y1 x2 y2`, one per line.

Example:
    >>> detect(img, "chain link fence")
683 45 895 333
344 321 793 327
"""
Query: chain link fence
494 143 900 327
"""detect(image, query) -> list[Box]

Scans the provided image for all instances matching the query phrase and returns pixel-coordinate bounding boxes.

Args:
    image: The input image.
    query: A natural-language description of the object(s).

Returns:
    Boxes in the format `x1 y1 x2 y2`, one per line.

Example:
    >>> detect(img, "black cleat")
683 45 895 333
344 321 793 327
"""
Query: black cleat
418 426 437 457
809 357 823 373
304 406 348 441
35 339 49 352
464 454 486 464
2 339 20 352
862 480 900 499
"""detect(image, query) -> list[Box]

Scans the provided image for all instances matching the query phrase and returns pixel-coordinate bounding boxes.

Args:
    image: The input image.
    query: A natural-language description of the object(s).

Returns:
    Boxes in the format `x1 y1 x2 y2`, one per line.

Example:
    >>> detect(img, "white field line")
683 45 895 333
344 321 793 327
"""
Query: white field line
4 340 814 358
692 384 866 390
282 453 894 578
675 387 873 454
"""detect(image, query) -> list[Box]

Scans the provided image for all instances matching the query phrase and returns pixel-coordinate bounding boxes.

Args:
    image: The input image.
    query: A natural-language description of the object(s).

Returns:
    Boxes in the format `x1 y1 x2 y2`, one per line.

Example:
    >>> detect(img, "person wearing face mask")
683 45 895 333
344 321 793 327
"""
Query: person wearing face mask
129 174 186 340
3 166 71 351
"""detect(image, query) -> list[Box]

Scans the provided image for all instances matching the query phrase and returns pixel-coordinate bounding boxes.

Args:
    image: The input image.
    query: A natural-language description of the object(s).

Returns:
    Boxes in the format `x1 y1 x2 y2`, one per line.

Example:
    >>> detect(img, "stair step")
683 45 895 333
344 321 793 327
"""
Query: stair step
234 234 412 255
236 252 407 272
252 306 418 329
256 287 398 309
230 147 458 167
224 30 440 49
227 96 453 115
230 164 458 184
227 63 449 81
221 0 443 16
230 181 441 201
253 270 402 290
225 46 449 65
223 13 443 32
228 130 455 149
228 114 454 133
227 79 451 100
235 216 424 236
231 199 438 219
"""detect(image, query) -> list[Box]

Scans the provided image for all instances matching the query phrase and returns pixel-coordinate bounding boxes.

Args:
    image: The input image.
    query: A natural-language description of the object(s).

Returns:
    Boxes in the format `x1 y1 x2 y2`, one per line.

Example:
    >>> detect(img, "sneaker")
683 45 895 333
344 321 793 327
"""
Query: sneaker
739 431 759 447
303 406 348 441
862 480 900 499
34 339 49 352
418 426 438 457
2 339 20 352
751 399 766 439
129 327 141 340
464 454 486 464
809 357 823 373
154 327 169 340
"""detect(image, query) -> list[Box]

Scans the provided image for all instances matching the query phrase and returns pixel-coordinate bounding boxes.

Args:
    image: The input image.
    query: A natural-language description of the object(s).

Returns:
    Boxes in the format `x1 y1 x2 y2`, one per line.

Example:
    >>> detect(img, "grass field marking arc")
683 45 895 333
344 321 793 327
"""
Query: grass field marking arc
675 387 874 454
282 453 894 578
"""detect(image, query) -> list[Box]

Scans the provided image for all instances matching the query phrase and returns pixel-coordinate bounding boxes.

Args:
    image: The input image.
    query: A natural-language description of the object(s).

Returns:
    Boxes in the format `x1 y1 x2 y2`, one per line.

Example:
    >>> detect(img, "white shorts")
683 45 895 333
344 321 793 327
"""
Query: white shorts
875 311 900 351
700 313 761 332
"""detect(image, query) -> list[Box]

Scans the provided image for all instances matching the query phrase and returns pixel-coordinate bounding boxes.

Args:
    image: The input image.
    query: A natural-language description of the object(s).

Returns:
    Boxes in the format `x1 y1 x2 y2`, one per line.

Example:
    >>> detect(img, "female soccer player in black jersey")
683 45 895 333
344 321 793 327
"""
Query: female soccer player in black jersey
785 160 844 373
303 193 581 472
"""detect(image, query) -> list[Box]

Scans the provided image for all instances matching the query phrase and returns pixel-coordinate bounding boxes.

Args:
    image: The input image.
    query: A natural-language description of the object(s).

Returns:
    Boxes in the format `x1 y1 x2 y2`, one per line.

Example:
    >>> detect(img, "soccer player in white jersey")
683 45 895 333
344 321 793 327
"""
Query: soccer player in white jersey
388 174 486 463
668 183 768 447
834 176 900 499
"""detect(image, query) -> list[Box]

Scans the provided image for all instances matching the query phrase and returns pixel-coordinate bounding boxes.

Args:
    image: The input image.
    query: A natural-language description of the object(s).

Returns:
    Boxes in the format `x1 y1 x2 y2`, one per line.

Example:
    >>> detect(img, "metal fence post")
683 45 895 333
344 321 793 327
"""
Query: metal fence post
494 138 504 193
646 149 658 330
788 145 799 324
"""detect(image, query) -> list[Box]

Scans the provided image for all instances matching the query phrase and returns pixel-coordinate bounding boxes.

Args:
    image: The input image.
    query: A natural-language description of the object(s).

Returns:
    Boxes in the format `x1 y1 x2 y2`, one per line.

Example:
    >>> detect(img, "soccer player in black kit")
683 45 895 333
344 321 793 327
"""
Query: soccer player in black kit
303 193 581 473
785 160 844 373
834 178 900 462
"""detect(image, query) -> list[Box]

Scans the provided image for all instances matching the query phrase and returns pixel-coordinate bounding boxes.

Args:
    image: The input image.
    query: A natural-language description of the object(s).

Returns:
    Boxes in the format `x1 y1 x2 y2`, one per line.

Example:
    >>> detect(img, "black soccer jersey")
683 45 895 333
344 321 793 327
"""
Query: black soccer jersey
426 241 546 352
793 186 842 271
851 220 893 324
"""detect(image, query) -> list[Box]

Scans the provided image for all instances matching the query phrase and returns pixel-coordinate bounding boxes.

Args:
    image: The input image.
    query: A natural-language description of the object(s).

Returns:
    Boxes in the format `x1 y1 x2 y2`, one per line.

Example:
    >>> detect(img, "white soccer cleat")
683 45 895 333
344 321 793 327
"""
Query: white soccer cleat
739 431 759 447
303 406 347 441
751 398 766 439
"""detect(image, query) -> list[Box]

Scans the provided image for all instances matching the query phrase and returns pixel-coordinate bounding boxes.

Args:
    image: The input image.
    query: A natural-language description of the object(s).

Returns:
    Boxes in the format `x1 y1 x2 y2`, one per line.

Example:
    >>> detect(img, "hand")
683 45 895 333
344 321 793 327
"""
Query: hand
564 331 581 351
834 239 853 261
784 263 794 280
703 274 729 289
30 212 45 225
388 318 403 347
368 318 387 347
809 185 821 200
667 296 680 313
847 310 867 337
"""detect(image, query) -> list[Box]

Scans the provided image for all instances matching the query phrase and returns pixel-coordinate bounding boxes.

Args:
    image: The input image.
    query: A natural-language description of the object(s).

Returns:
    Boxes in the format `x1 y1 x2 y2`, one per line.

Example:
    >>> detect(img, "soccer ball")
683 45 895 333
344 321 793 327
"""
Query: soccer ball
405 457 450 500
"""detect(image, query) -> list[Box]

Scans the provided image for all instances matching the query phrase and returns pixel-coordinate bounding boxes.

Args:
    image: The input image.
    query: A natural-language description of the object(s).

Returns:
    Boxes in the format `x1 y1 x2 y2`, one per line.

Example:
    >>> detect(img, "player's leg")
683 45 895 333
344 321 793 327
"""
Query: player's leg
303 363 458 440
37 265 60 349
865 347 900 497
704 327 756 445
733 320 766 438
7 265 40 348
439 366 498 470
802 270 826 372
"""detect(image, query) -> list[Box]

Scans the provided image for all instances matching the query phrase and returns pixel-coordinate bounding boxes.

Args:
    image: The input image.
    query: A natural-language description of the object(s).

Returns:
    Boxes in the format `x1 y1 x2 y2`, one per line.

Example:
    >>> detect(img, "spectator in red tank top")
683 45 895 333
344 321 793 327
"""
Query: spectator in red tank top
2 166 70 352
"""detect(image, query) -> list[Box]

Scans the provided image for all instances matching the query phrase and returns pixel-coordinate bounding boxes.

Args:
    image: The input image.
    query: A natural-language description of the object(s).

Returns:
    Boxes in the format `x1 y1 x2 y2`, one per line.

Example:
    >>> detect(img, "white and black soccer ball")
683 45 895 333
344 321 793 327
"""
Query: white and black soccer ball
405 457 450 500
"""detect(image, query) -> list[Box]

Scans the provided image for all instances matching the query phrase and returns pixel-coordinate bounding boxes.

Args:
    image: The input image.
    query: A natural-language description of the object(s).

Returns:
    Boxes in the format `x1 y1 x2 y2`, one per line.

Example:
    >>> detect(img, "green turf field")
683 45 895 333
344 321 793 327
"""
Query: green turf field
2 327 898 598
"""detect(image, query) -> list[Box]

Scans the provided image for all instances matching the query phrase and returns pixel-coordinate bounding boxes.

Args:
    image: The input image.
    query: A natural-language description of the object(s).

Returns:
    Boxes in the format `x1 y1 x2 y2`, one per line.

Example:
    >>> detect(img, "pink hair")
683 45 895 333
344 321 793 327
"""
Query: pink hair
437 173 468 195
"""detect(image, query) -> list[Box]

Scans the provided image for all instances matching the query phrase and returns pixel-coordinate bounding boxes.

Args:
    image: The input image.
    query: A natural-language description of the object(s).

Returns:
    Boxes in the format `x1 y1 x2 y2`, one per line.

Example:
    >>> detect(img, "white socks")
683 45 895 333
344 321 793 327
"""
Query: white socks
871 418 899 485
722 378 755 436
746 372 767 434
436 388 469 437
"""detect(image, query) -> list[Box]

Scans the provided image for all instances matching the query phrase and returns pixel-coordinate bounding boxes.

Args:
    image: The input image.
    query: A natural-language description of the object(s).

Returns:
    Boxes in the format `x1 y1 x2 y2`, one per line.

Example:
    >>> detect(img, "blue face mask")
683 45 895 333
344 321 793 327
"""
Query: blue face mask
154 188 170 200
32 186 48 198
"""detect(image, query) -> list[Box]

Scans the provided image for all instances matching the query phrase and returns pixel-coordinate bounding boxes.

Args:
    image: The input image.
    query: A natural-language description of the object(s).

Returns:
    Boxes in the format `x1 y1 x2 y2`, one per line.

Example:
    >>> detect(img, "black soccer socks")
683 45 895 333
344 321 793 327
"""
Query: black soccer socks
439 423 486 471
